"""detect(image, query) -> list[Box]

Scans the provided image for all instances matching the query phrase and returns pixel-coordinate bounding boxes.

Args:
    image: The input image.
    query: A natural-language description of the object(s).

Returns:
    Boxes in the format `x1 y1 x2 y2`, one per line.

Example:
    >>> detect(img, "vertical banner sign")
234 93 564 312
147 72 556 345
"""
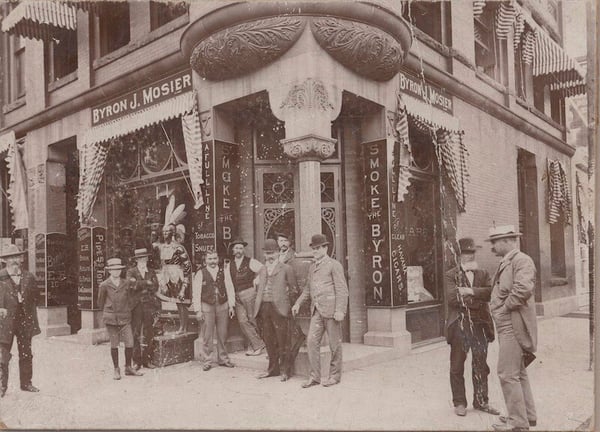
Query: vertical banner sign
78 227 93 309
363 141 392 307
46 233 67 306
35 233 47 307
92 227 107 310
214 142 240 257
192 141 215 259
390 144 406 306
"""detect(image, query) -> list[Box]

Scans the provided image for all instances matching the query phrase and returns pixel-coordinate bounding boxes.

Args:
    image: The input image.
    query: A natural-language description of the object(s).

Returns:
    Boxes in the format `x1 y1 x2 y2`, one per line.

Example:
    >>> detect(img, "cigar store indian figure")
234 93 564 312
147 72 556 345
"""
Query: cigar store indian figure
153 195 192 334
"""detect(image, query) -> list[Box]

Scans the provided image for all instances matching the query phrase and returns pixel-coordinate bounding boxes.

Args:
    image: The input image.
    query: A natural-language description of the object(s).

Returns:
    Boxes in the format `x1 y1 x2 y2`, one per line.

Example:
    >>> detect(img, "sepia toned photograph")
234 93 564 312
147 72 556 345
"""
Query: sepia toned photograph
0 0 596 430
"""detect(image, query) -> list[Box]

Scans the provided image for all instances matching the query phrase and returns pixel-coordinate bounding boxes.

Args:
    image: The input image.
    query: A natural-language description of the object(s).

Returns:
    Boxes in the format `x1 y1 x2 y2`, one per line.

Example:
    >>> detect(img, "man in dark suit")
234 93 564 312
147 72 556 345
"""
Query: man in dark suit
487 225 538 432
292 233 348 388
126 248 160 369
0 244 40 397
446 237 499 417
254 239 298 381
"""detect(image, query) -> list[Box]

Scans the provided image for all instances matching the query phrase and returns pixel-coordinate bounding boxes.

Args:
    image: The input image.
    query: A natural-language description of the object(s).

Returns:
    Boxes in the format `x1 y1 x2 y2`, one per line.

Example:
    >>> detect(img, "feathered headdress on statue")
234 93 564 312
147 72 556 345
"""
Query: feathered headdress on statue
163 194 186 230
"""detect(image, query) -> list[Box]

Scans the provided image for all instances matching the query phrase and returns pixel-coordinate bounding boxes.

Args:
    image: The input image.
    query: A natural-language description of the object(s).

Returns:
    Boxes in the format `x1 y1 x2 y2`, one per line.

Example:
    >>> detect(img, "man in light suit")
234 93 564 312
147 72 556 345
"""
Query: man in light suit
446 237 499 417
487 225 537 432
254 239 298 381
292 234 348 388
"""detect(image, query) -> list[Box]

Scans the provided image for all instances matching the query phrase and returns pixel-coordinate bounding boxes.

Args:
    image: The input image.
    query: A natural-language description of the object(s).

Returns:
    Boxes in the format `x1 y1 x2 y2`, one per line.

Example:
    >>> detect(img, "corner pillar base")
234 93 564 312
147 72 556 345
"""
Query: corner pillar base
72 310 109 344
36 306 71 337
364 308 411 355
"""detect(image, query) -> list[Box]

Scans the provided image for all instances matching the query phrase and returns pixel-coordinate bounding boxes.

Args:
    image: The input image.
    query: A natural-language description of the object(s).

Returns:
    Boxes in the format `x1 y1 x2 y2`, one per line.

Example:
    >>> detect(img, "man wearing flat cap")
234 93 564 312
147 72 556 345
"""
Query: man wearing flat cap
229 238 265 356
487 225 537 431
0 244 40 396
292 233 348 388
126 248 160 369
446 237 498 417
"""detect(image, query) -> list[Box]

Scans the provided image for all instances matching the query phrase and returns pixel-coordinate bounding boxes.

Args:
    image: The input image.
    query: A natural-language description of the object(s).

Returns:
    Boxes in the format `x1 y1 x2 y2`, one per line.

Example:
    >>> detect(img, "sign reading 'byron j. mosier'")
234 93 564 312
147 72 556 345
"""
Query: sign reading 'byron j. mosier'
363 140 392 307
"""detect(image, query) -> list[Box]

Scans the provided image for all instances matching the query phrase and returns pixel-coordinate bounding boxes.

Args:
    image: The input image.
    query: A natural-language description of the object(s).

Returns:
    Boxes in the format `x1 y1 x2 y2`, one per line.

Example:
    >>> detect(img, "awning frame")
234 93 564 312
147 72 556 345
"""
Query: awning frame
1 0 77 42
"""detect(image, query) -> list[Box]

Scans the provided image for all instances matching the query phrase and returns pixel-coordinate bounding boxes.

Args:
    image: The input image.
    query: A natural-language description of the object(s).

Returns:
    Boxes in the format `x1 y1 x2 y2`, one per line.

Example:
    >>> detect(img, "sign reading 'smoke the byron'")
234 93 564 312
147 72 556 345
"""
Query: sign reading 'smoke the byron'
91 70 193 126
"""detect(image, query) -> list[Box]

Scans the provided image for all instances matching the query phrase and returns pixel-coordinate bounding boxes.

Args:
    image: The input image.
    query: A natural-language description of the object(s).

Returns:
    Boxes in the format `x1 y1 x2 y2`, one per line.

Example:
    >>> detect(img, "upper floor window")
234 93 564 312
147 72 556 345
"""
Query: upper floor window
46 31 78 83
94 1 130 57
150 1 188 31
474 4 508 84
402 1 451 45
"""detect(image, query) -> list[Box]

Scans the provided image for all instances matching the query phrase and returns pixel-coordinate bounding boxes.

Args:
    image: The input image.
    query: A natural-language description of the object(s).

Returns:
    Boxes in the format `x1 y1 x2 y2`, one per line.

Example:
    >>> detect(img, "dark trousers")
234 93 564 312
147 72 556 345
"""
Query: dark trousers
286 317 306 376
258 302 289 376
132 302 158 366
0 307 33 389
449 321 490 408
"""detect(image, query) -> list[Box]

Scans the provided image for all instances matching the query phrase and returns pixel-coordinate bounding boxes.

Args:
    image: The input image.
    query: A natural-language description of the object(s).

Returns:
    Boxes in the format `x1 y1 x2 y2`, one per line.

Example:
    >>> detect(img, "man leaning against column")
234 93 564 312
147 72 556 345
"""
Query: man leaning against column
291 233 348 388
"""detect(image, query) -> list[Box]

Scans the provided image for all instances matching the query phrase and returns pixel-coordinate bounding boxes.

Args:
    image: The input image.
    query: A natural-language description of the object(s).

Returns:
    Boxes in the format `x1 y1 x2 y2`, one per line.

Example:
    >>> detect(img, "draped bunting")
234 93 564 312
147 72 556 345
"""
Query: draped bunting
78 91 200 223
495 1 517 40
546 159 571 225
513 11 525 48
521 27 536 65
0 132 28 230
473 0 486 18
1 0 76 41
435 130 469 212
575 172 587 244
394 93 413 203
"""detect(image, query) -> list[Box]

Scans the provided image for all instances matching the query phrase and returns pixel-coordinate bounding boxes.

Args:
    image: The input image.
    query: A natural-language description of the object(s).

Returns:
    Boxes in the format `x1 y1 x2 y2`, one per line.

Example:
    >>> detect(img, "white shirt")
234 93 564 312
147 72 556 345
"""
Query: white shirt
265 261 277 276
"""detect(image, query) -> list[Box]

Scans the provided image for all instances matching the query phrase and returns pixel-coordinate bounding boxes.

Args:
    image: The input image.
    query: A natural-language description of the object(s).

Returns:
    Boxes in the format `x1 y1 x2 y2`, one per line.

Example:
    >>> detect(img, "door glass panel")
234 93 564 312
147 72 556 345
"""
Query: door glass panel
263 172 294 203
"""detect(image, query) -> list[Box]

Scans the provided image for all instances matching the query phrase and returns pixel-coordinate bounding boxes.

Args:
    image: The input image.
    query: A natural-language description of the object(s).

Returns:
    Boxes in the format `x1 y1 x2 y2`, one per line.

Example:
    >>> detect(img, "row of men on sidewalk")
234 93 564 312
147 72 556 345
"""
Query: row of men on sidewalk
98 231 349 387
447 226 538 432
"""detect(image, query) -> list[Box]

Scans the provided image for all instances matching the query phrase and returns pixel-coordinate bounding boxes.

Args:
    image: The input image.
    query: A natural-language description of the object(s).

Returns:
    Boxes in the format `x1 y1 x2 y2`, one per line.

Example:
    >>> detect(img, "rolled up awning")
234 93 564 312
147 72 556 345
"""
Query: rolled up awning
402 94 460 133
1 0 76 42
0 131 28 230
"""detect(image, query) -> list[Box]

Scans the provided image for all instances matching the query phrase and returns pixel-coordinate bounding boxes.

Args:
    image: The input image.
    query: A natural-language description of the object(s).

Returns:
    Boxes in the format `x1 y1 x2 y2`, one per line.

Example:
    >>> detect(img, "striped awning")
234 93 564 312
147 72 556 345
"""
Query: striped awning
402 94 460 133
495 1 517 40
1 0 76 42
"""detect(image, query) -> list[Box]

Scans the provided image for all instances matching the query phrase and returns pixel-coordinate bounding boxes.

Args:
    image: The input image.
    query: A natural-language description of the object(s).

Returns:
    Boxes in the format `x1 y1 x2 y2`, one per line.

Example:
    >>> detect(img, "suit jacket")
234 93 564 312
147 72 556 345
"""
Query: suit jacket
98 277 133 326
254 262 297 318
491 249 538 352
294 256 348 319
0 269 40 344
126 266 159 308
445 266 494 343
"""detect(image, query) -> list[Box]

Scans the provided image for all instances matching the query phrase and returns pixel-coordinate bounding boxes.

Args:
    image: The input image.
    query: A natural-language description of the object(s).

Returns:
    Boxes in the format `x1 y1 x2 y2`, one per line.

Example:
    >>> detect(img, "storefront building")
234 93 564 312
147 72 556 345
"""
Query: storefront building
0 0 586 351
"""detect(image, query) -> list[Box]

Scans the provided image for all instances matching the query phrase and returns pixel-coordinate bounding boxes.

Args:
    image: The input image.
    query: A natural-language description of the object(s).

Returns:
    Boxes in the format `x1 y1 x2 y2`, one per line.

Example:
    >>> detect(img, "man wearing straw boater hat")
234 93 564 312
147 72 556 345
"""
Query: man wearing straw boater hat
486 225 537 431
0 244 40 397
445 237 498 418
292 233 348 388
126 248 160 370
98 257 143 380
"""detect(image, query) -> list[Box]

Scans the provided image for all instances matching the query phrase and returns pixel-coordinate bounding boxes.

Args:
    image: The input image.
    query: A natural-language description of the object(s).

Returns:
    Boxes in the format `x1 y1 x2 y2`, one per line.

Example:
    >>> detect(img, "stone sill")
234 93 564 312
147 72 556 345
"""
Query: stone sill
93 14 189 70
48 71 78 92
2 97 26 114
515 97 565 132
475 70 508 94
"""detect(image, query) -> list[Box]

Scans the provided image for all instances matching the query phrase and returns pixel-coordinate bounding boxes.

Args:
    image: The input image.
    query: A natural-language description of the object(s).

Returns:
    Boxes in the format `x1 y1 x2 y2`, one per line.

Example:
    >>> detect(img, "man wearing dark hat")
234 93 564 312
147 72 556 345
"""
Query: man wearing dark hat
126 248 160 369
254 239 298 381
229 238 265 356
446 237 499 417
486 225 537 432
292 233 348 388
0 244 40 396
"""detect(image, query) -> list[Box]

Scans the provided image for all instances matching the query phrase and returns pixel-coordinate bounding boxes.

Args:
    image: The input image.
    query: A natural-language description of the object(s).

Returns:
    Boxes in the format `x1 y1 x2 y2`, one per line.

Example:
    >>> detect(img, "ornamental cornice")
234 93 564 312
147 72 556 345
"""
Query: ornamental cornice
281 134 336 162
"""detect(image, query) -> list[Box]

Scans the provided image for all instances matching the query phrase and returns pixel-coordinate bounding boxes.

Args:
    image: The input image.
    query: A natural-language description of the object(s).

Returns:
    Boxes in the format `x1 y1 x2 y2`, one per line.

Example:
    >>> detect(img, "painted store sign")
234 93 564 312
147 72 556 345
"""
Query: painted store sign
398 69 453 115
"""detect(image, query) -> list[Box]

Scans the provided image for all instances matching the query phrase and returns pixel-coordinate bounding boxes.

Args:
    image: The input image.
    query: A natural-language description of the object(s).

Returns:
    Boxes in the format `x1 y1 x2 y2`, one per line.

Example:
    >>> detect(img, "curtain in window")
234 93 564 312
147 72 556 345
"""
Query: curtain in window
546 159 572 225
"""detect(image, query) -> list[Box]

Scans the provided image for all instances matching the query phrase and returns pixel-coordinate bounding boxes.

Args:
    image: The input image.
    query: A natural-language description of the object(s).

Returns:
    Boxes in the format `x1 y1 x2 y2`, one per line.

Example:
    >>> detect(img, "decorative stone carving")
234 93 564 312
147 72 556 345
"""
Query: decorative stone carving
280 78 335 112
310 17 406 81
189 17 306 81
281 134 336 162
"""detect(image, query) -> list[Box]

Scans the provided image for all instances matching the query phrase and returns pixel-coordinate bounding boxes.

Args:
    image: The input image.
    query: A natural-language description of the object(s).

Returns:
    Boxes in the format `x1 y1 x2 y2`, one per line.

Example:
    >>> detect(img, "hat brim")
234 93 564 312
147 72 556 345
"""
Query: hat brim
485 233 522 242
263 248 279 253
134 253 151 258
106 265 126 270
309 241 329 248
230 242 248 247
0 250 27 259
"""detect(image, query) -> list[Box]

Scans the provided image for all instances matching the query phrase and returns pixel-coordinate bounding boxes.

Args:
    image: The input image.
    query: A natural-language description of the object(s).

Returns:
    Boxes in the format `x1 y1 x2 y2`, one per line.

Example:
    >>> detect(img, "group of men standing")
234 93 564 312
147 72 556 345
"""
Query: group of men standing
446 225 538 431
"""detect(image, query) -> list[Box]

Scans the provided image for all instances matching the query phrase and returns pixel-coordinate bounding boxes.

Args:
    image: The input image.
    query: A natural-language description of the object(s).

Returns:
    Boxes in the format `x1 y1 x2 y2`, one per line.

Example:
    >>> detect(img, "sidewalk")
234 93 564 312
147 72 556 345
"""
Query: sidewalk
0 315 593 430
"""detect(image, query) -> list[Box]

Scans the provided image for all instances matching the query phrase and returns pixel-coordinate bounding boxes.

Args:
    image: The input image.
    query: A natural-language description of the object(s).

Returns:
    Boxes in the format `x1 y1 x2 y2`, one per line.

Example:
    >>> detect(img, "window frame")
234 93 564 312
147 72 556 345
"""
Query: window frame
474 5 508 85
93 1 131 59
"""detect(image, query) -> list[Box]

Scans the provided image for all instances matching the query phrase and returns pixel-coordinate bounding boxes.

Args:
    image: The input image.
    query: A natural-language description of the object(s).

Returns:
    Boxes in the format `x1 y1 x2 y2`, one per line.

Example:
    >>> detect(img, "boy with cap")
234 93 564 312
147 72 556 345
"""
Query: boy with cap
98 258 143 380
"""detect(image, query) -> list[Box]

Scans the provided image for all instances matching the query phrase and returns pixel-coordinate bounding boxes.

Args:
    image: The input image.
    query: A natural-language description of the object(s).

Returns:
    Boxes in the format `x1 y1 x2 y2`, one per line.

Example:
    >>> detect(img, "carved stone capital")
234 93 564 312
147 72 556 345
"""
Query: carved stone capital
281 134 336 162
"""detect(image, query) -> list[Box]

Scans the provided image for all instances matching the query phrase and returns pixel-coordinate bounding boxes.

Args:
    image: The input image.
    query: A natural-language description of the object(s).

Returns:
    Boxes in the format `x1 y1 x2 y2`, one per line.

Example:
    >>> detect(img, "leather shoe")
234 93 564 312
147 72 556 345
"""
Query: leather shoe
202 364 212 371
474 404 501 415
280 373 289 382
301 379 320 388
499 416 536 427
125 366 143 376
246 347 265 356
454 405 467 416
493 423 529 431
257 372 277 379
143 363 156 369
21 384 40 392
322 378 339 387
0 387 5 397
219 361 235 368
113 367 121 380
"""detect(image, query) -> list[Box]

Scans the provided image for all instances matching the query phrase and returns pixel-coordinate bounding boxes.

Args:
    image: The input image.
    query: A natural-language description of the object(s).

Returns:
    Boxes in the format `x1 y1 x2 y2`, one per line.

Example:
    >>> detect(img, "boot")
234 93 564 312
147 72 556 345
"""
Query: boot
113 367 121 380
125 366 143 376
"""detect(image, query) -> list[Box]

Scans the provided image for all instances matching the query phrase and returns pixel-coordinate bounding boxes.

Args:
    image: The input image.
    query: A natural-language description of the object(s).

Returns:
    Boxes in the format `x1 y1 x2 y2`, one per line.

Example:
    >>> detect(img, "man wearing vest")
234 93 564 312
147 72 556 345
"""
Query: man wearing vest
193 250 236 371
292 234 348 388
229 238 265 356
254 239 299 381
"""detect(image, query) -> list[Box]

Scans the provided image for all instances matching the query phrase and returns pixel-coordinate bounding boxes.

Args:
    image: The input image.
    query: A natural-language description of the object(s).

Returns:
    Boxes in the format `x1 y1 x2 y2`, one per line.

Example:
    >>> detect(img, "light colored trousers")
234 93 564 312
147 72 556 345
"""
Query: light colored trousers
235 287 265 351
307 309 343 383
493 311 537 429
199 301 231 366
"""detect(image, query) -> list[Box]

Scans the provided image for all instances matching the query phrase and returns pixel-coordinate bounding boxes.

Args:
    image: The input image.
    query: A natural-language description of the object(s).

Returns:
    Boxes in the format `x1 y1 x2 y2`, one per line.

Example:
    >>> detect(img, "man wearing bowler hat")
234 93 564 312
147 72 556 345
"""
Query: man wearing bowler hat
229 238 265 356
292 233 348 388
126 248 160 369
446 237 499 417
254 239 298 381
486 225 537 431
0 244 40 396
